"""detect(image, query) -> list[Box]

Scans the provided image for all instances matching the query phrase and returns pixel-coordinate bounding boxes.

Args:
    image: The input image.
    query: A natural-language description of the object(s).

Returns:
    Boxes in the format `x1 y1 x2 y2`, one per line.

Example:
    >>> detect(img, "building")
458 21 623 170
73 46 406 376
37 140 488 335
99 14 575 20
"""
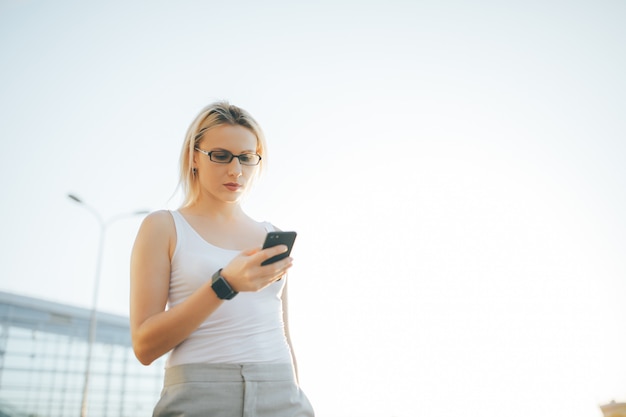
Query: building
0 291 165 417
601 401 626 417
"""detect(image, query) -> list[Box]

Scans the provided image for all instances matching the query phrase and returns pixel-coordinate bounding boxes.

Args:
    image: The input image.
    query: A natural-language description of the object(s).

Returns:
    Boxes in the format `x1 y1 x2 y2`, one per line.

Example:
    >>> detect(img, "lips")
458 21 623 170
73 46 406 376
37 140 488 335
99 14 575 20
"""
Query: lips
224 183 242 192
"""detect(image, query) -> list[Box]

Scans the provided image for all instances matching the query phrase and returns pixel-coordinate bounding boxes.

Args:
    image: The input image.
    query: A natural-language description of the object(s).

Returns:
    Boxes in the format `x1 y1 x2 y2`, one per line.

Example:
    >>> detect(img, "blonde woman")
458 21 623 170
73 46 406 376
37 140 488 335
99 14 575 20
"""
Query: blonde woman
130 102 314 416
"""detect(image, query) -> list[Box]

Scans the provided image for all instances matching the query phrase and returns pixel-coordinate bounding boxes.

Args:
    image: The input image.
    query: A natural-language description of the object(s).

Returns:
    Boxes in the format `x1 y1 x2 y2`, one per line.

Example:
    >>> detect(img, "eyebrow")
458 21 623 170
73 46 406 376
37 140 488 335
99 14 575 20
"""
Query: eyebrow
209 147 257 154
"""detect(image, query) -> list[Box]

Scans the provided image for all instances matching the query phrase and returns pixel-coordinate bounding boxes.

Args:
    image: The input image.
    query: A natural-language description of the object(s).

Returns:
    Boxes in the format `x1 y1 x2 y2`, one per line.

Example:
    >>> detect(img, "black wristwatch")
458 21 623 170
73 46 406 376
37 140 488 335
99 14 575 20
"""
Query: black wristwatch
211 269 238 300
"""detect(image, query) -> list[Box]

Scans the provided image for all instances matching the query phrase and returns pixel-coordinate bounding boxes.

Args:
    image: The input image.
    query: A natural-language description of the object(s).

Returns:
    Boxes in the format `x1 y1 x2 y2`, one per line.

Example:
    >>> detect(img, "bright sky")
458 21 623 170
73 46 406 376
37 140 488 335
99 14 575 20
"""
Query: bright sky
1 1 625 416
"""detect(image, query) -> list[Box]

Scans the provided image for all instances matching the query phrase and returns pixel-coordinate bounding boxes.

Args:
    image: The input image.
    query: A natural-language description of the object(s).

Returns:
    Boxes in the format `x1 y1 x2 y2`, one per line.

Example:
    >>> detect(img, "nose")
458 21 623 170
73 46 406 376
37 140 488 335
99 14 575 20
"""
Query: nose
228 157 243 177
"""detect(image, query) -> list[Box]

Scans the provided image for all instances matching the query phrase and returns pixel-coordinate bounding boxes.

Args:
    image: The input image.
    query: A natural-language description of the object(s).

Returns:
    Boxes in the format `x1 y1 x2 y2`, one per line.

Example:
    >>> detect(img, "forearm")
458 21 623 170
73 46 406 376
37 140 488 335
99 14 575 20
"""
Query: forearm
281 278 301 384
132 282 223 365
286 331 300 384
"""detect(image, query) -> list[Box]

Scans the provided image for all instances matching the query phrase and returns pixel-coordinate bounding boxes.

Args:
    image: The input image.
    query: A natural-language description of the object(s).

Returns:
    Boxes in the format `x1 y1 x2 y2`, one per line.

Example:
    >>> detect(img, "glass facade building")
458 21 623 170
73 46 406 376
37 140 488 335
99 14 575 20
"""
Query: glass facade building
0 291 165 417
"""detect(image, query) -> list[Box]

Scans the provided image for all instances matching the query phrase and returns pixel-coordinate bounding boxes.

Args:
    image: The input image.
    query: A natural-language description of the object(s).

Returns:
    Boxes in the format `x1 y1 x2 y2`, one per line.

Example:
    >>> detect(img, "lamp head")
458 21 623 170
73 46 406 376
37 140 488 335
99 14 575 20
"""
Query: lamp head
67 194 83 204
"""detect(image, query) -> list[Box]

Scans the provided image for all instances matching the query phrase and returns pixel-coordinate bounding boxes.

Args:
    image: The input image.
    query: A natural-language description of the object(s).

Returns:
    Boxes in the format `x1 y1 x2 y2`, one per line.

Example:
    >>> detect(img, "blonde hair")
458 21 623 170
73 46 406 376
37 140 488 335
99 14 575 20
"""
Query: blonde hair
178 101 267 208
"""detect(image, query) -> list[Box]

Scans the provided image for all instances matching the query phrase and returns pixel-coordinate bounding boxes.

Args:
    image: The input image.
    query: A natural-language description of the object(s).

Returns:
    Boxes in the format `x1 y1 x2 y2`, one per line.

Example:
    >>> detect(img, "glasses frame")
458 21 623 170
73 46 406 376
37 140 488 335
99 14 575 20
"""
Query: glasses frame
194 147 262 166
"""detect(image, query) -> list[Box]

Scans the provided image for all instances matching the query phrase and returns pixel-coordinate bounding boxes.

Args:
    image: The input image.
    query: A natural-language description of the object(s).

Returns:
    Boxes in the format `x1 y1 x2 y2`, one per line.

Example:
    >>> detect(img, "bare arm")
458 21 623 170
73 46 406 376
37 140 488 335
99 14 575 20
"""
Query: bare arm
129 211 226 365
282 278 301 384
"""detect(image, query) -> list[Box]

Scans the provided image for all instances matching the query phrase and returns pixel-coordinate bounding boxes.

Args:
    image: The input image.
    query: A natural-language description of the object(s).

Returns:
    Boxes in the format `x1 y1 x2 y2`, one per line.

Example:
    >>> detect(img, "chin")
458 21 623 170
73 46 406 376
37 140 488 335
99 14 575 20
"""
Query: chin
224 194 245 203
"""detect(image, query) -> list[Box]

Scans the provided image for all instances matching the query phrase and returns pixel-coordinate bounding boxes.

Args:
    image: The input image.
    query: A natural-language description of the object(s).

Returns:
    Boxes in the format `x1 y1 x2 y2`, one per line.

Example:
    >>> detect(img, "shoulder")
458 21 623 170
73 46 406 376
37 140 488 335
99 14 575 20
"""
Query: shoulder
144 209 174 226
262 221 282 232
138 210 176 238
133 210 177 256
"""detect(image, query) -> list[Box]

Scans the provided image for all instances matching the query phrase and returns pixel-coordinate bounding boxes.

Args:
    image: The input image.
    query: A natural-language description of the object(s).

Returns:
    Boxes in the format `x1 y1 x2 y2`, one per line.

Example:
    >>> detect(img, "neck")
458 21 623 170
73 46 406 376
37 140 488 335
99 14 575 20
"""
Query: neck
184 199 246 221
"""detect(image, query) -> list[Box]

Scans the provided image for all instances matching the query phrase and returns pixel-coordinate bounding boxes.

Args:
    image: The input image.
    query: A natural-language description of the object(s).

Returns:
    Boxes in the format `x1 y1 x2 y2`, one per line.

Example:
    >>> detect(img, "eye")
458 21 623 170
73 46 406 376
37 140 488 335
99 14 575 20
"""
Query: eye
239 154 256 164
211 151 232 162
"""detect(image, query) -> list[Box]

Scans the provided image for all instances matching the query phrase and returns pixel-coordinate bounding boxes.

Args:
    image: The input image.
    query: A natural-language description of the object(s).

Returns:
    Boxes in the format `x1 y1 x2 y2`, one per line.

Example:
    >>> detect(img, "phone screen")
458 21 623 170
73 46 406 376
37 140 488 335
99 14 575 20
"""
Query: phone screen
261 231 297 266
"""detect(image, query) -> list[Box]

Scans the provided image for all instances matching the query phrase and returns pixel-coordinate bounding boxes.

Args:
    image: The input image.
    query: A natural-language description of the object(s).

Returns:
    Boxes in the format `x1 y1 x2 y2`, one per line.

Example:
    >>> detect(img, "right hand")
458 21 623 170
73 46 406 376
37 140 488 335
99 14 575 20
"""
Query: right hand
220 245 293 292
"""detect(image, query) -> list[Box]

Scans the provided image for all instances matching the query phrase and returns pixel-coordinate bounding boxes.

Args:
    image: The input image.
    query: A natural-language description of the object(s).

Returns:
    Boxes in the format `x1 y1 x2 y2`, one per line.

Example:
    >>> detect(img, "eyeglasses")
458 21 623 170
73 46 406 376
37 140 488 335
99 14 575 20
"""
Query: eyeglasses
194 147 262 166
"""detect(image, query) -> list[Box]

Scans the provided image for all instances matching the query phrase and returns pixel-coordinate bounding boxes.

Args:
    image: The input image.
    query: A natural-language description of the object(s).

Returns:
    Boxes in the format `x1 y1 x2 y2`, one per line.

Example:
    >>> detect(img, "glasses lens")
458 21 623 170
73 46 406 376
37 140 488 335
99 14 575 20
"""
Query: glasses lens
209 151 233 163
238 154 261 166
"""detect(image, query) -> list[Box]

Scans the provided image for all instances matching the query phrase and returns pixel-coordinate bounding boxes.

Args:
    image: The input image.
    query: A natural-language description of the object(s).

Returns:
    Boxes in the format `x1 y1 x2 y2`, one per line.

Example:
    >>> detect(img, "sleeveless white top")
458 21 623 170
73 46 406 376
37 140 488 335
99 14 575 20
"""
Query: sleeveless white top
166 210 292 367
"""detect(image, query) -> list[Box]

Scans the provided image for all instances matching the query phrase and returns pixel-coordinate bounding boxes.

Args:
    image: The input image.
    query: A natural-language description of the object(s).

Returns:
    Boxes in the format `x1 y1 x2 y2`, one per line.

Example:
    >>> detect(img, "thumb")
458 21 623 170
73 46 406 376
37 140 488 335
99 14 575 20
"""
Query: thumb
241 246 262 256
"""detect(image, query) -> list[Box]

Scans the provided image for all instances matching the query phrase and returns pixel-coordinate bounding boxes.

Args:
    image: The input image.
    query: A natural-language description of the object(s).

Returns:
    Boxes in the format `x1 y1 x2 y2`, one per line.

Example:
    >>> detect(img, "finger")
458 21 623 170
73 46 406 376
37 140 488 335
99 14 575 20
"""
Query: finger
271 257 293 275
257 245 289 263
271 262 292 282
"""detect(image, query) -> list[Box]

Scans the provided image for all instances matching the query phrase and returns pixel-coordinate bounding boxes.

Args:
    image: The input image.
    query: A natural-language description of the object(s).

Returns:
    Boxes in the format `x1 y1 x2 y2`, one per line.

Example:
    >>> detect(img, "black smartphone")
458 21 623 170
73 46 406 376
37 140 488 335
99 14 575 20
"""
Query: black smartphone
261 231 297 266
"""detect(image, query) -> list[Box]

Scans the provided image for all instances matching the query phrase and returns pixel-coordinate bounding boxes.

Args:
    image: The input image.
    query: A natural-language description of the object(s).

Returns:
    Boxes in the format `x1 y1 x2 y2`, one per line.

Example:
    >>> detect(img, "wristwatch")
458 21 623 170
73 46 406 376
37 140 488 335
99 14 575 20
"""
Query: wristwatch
211 269 238 300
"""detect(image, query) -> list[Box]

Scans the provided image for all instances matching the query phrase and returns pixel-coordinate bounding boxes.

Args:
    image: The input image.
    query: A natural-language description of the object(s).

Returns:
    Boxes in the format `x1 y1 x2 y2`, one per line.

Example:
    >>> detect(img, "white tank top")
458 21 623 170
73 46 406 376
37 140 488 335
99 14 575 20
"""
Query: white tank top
166 210 292 367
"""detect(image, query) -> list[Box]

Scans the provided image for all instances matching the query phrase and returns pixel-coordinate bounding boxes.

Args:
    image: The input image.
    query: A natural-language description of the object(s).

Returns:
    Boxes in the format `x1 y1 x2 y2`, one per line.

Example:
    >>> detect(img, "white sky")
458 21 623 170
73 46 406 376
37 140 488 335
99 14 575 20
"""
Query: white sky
1 1 625 416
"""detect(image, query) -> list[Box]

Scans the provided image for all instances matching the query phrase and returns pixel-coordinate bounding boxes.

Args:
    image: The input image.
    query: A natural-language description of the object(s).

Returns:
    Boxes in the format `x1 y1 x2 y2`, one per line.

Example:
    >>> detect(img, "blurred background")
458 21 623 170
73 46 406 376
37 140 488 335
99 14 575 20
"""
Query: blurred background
1 0 625 416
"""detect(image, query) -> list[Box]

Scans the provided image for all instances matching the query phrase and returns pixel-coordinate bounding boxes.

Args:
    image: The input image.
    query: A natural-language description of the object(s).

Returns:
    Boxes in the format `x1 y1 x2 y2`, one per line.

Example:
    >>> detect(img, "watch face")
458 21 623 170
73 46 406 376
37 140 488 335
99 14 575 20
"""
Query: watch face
212 275 237 300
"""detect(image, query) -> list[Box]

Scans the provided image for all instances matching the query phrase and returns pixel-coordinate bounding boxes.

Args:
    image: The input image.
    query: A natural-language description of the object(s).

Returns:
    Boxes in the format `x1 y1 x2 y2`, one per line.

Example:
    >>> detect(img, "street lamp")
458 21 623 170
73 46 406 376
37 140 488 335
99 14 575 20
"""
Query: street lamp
67 193 149 417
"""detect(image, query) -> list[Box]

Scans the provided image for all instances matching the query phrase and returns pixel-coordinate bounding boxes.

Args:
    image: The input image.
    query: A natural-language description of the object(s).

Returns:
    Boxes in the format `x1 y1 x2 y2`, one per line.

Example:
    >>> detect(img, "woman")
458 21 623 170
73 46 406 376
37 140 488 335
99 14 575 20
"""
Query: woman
130 101 314 416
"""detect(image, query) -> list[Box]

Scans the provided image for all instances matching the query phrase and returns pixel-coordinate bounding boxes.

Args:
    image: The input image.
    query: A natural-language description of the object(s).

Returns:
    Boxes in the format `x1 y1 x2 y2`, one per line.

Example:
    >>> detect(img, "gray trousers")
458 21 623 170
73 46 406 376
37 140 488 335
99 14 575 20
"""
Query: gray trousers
153 363 315 417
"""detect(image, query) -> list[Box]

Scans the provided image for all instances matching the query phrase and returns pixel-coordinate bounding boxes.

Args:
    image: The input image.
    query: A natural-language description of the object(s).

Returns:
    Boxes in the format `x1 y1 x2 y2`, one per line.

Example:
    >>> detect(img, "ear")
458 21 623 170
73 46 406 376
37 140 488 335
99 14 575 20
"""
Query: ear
192 146 199 167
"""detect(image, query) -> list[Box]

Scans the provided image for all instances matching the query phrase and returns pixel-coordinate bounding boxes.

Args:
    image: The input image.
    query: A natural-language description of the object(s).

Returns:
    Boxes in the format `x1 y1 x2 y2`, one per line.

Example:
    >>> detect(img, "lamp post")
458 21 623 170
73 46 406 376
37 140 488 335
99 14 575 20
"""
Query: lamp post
67 193 148 417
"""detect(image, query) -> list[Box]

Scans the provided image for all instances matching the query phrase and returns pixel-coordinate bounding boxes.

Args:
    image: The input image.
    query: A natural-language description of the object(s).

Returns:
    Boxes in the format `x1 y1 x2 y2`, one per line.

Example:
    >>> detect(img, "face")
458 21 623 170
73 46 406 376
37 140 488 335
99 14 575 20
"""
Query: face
193 124 260 205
